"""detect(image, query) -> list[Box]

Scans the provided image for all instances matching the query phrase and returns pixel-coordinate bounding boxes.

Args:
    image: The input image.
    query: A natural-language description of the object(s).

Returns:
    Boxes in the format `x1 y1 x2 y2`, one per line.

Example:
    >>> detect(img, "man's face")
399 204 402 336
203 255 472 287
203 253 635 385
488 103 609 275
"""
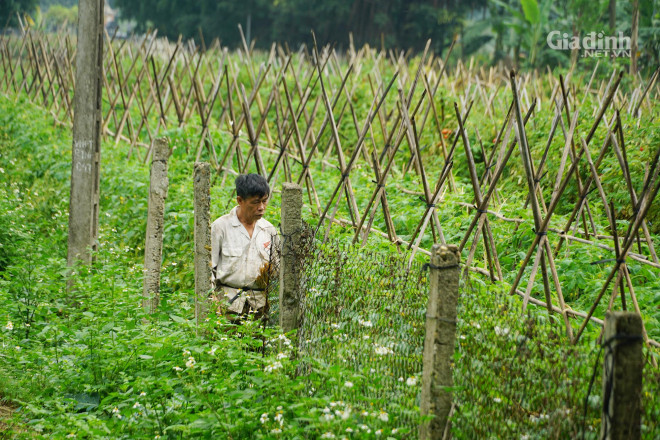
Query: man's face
237 194 269 222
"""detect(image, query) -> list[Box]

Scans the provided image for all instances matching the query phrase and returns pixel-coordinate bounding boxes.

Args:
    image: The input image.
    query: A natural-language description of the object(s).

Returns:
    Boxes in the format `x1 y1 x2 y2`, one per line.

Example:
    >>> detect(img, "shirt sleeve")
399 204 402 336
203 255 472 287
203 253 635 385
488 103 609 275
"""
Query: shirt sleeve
210 220 223 288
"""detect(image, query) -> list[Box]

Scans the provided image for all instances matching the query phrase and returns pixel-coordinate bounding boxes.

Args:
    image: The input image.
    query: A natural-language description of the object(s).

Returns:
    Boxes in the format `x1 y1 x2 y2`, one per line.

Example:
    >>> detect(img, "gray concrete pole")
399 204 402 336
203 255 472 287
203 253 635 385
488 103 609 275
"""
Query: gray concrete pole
279 182 303 333
67 0 104 267
420 244 461 440
142 138 170 314
194 162 212 330
601 312 643 440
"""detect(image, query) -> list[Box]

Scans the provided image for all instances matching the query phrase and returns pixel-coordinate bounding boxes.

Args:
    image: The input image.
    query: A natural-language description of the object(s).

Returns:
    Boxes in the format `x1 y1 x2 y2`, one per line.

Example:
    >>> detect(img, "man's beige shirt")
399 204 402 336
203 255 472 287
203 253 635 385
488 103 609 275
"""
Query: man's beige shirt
211 206 278 313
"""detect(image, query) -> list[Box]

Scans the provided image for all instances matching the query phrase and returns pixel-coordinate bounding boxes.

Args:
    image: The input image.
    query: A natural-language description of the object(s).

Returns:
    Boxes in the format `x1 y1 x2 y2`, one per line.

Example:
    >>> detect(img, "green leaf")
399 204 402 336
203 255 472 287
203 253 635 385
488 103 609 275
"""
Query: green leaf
169 314 186 323
520 0 540 24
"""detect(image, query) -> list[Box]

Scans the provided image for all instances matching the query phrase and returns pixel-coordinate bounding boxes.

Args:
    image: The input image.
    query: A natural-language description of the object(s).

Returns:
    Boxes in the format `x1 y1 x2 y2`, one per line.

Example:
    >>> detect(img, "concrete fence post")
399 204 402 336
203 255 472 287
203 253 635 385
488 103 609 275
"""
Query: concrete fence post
601 312 643 440
420 244 461 440
142 138 170 314
67 0 104 270
194 162 212 331
279 182 303 333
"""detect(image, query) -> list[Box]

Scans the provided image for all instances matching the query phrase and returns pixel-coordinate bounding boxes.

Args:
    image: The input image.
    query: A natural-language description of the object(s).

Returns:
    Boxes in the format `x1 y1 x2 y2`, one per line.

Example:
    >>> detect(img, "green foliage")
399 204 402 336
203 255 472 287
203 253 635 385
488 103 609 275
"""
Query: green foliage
1 57 660 439
520 0 540 24
0 0 38 28
42 4 77 31
112 0 486 53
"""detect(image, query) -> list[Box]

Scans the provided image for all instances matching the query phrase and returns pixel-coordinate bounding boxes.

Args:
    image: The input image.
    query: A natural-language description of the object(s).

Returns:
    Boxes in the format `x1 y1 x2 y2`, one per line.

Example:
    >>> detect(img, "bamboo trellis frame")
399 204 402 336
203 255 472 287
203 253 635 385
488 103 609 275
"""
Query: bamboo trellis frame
2 30 660 349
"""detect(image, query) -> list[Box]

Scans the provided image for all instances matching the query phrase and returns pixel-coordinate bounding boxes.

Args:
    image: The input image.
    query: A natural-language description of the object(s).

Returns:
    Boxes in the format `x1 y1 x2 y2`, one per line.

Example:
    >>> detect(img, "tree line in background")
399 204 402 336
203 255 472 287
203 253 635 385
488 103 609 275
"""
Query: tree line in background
1 0 659 70
110 0 487 56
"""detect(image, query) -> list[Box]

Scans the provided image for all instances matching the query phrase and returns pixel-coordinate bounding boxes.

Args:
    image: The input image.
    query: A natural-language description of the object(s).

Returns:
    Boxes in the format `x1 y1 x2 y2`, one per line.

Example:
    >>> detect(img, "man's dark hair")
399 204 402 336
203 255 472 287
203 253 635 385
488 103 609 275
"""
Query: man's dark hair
235 174 270 199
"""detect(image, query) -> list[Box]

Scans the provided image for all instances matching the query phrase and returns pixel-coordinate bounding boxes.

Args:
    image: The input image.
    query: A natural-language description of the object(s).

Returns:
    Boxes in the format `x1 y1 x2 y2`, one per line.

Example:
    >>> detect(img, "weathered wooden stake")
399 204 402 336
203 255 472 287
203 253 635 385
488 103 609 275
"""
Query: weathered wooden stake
67 0 104 268
142 138 170 314
194 162 212 330
420 244 461 440
280 182 303 333
601 312 643 440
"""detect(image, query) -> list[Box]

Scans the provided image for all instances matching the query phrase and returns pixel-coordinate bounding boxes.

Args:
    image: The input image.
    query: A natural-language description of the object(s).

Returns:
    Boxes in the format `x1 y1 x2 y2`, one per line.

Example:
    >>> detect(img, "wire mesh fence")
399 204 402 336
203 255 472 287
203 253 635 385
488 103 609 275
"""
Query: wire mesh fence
269 230 432 433
450 280 660 439
261 230 660 438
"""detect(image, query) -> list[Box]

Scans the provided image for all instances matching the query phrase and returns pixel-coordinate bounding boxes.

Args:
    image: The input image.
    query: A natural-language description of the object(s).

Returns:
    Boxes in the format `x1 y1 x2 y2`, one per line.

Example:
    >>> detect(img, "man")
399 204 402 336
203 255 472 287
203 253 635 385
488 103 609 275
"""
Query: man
211 174 278 319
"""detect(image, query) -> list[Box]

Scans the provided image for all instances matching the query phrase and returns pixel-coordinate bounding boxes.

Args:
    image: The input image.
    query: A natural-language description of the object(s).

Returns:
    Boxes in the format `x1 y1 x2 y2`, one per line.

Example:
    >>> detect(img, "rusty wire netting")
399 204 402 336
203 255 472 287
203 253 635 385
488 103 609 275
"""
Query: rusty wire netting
289 233 430 432
260 224 660 438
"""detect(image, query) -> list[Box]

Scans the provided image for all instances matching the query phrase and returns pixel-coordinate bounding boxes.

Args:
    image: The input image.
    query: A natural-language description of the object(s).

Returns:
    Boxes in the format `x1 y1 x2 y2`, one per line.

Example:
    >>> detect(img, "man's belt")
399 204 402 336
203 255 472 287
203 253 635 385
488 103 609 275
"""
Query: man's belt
218 284 266 304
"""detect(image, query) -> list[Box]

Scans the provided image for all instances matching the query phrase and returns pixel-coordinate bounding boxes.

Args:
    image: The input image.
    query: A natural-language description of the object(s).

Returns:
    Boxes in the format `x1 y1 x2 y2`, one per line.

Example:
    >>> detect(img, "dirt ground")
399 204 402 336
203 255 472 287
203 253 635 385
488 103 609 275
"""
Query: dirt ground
0 396 21 438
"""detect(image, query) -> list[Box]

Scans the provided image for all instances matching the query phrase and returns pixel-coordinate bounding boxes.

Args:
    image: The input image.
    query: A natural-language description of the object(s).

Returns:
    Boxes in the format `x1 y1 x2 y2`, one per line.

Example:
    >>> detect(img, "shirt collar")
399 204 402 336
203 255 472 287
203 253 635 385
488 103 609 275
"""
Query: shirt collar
230 206 264 231
230 206 241 227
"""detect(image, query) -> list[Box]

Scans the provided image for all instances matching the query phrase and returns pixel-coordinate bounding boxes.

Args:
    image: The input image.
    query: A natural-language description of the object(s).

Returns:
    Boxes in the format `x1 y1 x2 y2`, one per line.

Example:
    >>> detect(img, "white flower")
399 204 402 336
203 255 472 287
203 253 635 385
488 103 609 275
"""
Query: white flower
260 413 269 424
378 411 389 422
359 319 373 328
271 428 282 434
320 433 335 439
331 323 340 329
374 345 393 355
5 322 13 330
375 429 383 436
112 407 122 419
208 347 218 356
337 408 351 420
133 402 141 409
495 326 510 336
66 433 76 438
361 410 369 417
139 392 147 397
345 427 353 433
370 368 376 373
278 334 292 347
321 407 334 421
406 376 417 386
274 412 284 427
183 349 191 356
344 381 353 388
397 377 404 382
14 346 20 351
265 361 283 373
359 424 370 432
520 435 530 440
173 366 183 371
392 428 398 434
155 436 161 439
363 335 370 340
493 397 502 403
276 352 288 360
460 335 466 340
186 356 196 369
277 406 283 411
